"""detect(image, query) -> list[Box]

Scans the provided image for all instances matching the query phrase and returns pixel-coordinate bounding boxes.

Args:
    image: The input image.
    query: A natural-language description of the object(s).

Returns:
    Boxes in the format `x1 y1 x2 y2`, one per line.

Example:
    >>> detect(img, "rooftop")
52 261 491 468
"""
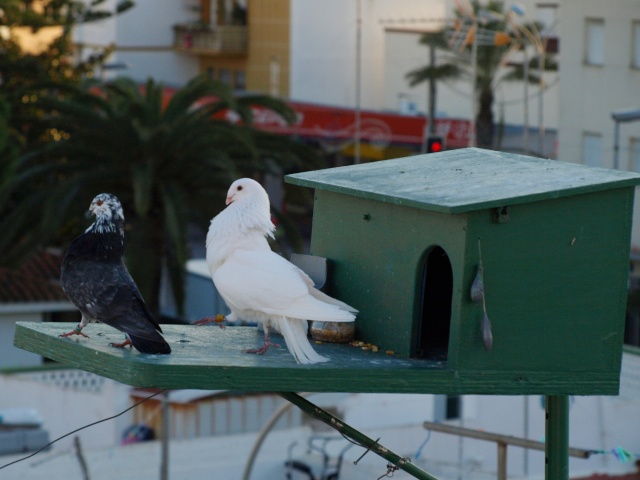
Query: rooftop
286 148 640 214
0 250 68 304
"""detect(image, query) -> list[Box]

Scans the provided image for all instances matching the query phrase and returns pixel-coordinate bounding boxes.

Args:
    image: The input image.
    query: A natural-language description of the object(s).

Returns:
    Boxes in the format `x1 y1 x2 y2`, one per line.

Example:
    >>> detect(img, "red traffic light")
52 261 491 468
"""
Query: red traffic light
426 136 444 153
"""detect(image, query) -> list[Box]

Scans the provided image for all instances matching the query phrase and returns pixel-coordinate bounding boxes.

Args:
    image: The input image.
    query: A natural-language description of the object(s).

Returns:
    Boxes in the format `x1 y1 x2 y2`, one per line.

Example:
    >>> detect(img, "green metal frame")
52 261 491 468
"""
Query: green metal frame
546 396 570 480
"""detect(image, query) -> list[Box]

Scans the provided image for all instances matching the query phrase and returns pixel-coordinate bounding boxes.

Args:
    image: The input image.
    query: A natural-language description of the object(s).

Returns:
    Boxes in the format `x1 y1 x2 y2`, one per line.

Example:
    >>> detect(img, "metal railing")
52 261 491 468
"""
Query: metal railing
422 420 593 480
173 25 248 55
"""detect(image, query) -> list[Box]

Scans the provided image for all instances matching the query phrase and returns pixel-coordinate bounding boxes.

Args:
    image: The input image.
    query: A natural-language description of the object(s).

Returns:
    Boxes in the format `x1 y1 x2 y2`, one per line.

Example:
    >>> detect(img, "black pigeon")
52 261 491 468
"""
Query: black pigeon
59 193 171 354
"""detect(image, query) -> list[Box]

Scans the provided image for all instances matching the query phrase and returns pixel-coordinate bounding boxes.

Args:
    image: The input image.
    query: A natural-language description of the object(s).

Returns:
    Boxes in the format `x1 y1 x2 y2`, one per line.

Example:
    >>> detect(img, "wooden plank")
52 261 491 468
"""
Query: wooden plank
286 148 640 214
14 322 619 395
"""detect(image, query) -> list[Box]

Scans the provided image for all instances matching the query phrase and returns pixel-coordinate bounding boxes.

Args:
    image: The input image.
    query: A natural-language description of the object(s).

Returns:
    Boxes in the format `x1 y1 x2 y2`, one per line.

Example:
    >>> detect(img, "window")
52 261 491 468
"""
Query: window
219 68 231 85
445 395 461 420
269 56 281 97
234 70 246 91
585 18 604 66
433 395 462 421
582 133 603 167
632 21 640 69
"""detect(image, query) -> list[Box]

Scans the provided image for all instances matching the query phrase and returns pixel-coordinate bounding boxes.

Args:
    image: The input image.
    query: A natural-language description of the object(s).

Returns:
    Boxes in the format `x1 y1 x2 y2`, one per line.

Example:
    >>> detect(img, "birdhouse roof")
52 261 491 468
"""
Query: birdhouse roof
286 148 640 214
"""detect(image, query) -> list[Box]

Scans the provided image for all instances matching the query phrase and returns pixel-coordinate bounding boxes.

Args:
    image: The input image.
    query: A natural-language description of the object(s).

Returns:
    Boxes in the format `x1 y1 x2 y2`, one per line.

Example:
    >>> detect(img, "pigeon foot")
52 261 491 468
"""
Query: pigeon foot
110 338 132 349
244 340 281 355
59 327 89 339
192 314 226 328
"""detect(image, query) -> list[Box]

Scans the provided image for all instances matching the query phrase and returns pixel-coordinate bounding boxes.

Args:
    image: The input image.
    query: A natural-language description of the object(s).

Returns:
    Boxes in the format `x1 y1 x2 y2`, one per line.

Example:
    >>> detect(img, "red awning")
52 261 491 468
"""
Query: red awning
223 100 471 149
162 86 471 149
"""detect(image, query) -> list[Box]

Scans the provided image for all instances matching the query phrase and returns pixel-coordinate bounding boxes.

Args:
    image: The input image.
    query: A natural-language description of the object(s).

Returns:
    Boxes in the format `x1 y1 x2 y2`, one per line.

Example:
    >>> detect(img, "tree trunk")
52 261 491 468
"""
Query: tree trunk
125 215 163 317
476 86 495 149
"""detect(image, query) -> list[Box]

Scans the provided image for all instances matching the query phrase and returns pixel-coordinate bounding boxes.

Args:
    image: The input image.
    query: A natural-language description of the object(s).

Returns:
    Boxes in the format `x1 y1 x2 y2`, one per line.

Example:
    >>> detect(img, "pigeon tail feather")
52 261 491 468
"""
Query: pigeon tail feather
276 316 329 365
128 333 172 354
309 288 359 314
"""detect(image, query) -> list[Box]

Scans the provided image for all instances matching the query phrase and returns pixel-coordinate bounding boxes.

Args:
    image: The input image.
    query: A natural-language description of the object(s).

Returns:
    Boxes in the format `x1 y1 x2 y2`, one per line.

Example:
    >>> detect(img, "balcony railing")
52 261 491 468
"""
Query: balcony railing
173 24 248 55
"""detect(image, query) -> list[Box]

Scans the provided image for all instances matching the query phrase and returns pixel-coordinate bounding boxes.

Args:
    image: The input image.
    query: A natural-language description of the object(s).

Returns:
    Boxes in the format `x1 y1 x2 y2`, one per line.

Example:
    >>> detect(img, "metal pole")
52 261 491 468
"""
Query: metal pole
354 0 362 164
279 392 440 480
428 43 437 136
243 396 307 480
523 49 529 154
160 390 170 480
613 120 621 169
497 442 507 480
538 56 545 156
469 19 478 147
422 420 590 459
524 395 530 476
545 395 569 480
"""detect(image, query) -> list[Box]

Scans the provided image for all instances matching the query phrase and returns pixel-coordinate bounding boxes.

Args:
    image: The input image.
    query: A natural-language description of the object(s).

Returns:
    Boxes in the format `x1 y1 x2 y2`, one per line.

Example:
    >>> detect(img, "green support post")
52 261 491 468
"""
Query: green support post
545 395 569 480
278 392 440 480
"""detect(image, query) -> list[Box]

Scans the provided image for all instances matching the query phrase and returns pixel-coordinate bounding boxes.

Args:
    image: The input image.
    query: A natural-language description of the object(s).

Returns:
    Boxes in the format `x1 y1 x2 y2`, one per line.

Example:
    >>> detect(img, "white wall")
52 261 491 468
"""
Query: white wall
0 372 132 451
74 0 200 84
113 0 200 84
0 312 43 368
557 0 640 246
290 0 559 148
289 0 446 109
557 0 640 168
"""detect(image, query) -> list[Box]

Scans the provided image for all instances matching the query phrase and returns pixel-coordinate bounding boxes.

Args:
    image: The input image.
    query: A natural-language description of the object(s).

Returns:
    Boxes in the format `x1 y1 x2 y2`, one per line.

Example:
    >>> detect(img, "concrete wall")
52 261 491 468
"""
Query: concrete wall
0 312 43 369
557 0 640 246
74 0 199 84
289 0 446 109
0 371 131 451
557 0 640 167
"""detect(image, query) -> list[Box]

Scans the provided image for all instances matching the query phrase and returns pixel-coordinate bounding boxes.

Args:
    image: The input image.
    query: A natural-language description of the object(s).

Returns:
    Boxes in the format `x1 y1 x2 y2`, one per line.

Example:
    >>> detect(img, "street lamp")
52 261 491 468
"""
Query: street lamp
505 5 547 155
611 108 640 169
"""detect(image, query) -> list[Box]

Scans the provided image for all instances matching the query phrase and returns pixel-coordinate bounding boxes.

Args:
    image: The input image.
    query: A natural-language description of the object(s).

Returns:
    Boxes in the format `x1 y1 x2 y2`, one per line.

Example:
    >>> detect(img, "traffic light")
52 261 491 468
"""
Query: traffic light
426 136 444 153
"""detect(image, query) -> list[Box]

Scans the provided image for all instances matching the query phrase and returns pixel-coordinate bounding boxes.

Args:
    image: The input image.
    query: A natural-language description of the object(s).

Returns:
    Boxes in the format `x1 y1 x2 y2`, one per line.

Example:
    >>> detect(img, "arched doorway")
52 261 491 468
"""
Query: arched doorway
415 246 453 360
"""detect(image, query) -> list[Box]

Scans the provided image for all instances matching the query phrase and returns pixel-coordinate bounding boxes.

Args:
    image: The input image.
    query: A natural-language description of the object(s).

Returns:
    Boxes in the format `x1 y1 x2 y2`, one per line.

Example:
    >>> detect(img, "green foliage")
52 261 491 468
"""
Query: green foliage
0 75 320 315
0 95 18 208
0 0 133 162
0 0 319 317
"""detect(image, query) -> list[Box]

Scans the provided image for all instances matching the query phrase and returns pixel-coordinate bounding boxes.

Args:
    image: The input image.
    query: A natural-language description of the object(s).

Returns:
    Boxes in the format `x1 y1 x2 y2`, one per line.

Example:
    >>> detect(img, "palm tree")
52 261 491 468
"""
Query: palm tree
406 1 556 149
0 75 319 316
0 0 134 149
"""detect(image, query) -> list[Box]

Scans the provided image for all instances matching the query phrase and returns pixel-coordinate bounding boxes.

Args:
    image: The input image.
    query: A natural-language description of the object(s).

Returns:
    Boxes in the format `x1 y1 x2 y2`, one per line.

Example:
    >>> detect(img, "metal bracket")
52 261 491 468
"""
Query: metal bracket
493 206 510 223
290 253 327 288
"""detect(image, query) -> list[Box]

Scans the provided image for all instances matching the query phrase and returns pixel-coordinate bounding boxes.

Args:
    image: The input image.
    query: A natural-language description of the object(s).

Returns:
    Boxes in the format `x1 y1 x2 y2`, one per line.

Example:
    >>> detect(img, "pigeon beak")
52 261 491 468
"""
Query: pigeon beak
225 195 233 206
85 208 93 219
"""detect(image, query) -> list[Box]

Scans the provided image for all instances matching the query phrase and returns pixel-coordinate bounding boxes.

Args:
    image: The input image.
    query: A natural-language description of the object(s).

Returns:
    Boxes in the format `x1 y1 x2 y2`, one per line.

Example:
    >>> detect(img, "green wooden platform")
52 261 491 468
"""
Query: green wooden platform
14 322 618 394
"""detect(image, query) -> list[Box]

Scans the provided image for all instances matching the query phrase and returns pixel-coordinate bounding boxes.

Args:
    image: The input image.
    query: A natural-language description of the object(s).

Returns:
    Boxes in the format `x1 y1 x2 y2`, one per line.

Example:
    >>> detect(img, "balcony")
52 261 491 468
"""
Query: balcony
173 24 248 56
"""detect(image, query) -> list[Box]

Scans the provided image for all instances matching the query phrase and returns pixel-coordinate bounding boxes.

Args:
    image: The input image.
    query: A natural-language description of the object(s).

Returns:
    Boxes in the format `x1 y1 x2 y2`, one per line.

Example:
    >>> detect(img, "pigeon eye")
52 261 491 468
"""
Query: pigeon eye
237 185 243 191
96 200 103 206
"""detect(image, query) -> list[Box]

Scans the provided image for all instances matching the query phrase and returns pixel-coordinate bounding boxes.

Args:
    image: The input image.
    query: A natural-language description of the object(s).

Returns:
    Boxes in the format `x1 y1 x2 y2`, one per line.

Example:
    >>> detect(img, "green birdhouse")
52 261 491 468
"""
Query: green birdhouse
286 148 640 395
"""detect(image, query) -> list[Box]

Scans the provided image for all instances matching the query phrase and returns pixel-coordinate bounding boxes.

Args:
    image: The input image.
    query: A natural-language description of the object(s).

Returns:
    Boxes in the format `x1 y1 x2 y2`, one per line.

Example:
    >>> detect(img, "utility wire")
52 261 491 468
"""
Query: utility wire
0 389 167 471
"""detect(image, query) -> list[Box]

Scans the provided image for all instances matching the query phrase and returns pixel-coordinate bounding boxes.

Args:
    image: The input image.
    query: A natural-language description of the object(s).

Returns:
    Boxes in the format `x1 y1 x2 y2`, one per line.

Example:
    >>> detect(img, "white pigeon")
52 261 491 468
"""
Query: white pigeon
201 178 357 364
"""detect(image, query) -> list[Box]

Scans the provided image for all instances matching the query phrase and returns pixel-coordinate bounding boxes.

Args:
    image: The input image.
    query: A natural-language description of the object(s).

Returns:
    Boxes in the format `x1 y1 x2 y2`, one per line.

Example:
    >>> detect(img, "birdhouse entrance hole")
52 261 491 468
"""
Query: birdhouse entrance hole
415 246 453 361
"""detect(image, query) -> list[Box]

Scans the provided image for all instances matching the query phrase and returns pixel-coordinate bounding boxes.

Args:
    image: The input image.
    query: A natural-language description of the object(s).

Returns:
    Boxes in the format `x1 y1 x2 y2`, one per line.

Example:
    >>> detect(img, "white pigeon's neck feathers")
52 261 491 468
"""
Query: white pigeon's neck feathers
206 187 276 271
229 188 275 238
219 180 275 240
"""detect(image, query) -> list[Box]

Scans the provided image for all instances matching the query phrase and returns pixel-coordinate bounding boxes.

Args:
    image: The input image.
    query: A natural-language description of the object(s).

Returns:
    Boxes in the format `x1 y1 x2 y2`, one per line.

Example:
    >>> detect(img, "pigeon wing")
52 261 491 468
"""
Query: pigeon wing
214 249 355 322
63 259 167 343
